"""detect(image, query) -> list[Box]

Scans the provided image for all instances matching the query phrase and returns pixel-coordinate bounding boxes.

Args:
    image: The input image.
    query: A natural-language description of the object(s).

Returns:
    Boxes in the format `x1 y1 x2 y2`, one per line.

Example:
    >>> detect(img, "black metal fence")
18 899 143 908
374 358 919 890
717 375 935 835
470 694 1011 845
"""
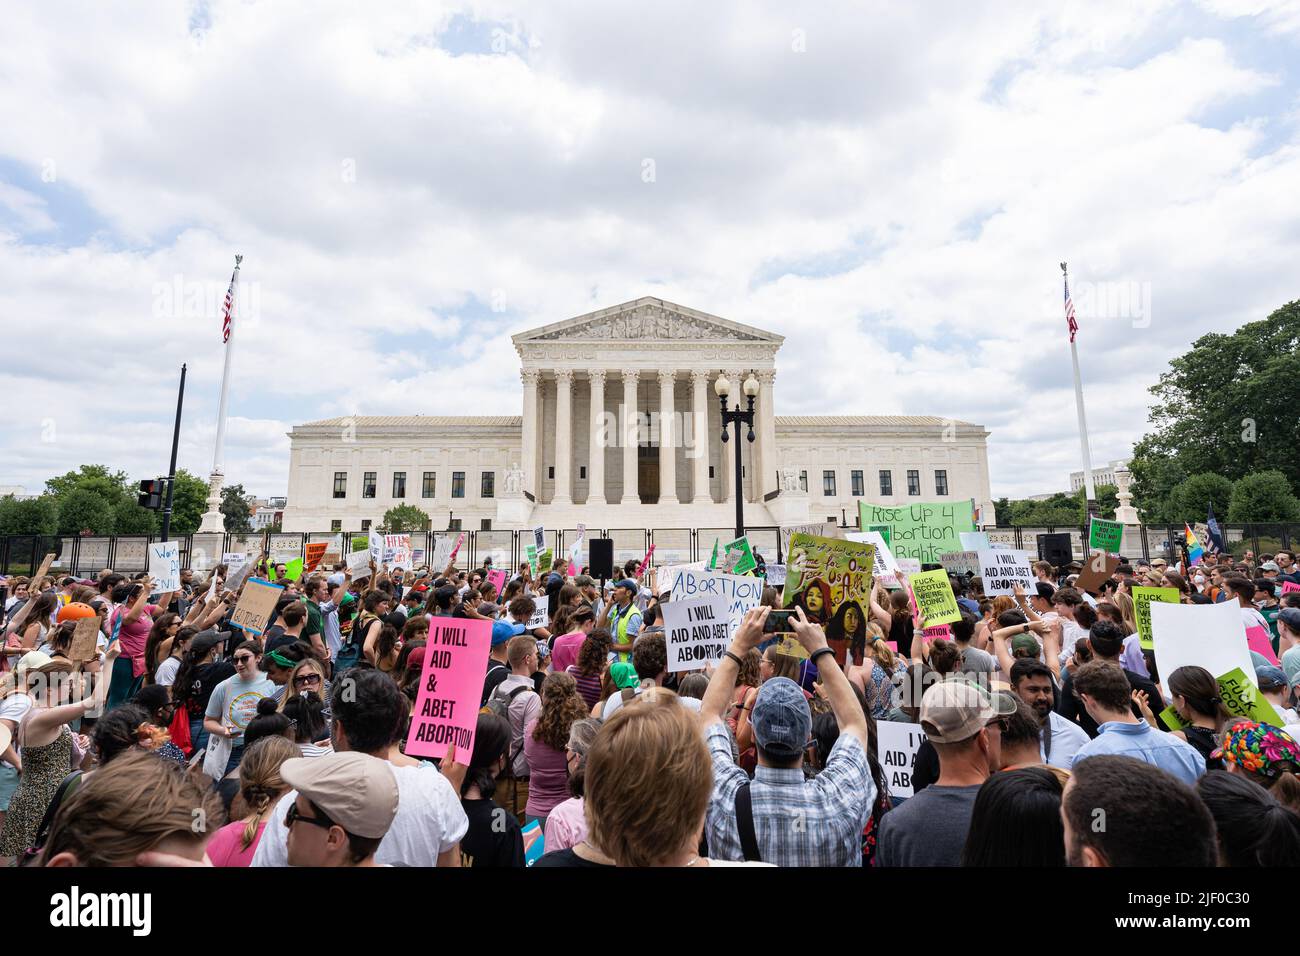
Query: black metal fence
3 524 1295 578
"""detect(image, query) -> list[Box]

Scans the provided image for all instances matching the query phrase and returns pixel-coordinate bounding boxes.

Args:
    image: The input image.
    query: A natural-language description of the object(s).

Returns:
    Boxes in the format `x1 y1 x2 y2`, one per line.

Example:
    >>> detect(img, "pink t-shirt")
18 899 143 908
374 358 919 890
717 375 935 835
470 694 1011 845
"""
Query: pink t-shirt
550 632 587 674
205 820 267 867
115 605 159 678
543 797 587 852
523 719 571 818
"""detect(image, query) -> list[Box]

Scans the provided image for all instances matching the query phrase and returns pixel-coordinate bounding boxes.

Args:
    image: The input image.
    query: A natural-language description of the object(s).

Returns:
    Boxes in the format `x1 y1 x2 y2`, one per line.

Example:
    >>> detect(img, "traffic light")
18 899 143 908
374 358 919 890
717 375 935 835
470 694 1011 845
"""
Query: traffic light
138 479 165 510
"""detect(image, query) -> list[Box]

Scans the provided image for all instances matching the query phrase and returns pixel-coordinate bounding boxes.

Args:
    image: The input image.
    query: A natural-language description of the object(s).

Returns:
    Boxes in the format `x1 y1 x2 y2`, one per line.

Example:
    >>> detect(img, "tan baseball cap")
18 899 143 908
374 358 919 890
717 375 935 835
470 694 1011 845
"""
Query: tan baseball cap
280 752 399 839
920 677 1018 744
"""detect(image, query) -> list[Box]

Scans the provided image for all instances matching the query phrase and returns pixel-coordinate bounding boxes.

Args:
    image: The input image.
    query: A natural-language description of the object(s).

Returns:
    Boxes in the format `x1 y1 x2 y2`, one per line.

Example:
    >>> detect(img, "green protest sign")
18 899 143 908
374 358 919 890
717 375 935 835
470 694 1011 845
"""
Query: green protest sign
285 558 305 582
1132 586 1180 651
858 501 975 564
1159 706 1190 731
864 524 892 548
1088 518 1124 554
721 536 757 576
1217 667 1284 726
525 544 538 576
908 568 961 626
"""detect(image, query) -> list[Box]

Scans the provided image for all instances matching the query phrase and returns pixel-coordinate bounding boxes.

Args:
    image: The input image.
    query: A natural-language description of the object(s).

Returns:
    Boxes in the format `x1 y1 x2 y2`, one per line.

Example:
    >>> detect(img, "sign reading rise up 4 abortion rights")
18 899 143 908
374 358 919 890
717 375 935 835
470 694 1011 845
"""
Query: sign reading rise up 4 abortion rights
406 617 492 763
663 595 732 673
858 501 975 564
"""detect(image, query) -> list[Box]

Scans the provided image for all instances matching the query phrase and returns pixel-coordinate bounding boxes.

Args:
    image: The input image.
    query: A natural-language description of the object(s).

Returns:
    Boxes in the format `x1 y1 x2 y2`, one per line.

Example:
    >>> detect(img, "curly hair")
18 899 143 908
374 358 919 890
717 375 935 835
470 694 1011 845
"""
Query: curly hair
532 671 589 750
575 629 612 677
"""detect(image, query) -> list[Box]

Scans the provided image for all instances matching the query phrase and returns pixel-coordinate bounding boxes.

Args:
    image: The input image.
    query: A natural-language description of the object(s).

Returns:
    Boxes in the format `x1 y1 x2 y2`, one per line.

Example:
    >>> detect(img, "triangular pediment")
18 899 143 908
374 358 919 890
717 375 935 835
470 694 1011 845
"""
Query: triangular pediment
512 297 783 345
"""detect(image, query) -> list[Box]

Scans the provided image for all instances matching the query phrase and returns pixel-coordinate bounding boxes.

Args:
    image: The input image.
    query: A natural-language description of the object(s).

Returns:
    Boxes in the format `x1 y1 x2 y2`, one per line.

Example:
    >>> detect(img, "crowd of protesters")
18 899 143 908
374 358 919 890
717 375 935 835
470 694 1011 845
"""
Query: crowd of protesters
1 542 1298 868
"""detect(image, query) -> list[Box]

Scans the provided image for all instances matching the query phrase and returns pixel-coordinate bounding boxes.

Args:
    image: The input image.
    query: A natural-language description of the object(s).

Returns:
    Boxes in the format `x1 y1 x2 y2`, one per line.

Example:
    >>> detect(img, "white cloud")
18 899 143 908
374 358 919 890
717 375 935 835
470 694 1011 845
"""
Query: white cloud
0 0 1297 503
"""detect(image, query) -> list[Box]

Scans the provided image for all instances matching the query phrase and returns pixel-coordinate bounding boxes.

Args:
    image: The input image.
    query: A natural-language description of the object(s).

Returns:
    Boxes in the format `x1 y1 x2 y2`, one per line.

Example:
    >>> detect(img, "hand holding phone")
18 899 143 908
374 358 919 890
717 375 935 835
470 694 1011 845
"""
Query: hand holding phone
762 609 795 633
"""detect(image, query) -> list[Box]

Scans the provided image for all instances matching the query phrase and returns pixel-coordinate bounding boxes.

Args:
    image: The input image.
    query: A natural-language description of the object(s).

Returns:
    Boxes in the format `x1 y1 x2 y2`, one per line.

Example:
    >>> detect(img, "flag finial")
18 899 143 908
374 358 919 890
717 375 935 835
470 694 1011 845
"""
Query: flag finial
1060 261 1067 275
234 254 243 266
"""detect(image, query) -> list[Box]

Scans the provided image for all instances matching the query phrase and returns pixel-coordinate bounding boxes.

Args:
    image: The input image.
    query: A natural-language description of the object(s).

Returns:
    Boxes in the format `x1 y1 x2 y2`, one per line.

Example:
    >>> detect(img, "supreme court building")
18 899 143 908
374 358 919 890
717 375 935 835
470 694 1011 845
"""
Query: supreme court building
281 298 995 533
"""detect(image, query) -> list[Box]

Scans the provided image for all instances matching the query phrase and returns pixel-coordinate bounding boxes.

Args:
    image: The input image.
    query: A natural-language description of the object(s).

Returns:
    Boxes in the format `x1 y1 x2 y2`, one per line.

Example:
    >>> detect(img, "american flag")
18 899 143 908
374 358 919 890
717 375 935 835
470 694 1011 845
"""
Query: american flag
1064 276 1078 343
222 256 241 343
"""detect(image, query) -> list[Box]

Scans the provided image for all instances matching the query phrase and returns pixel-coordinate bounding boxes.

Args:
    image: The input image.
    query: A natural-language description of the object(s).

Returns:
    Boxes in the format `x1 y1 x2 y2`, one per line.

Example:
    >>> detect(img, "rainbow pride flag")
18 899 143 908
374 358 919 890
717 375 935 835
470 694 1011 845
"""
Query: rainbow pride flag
1183 523 1204 566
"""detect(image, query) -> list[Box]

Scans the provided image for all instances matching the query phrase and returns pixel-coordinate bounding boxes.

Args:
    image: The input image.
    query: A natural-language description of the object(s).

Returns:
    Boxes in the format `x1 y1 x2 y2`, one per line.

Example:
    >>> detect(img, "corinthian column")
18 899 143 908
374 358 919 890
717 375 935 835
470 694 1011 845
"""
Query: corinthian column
587 370 607 506
553 369 573 505
621 371 640 505
657 370 678 505
690 369 711 504
520 368 540 497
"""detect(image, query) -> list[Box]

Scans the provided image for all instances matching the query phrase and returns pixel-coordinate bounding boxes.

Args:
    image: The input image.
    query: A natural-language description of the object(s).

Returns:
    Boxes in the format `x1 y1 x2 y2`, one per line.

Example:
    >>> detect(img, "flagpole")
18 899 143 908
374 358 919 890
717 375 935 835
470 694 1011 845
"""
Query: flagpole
198 254 242 534
1062 262 1097 516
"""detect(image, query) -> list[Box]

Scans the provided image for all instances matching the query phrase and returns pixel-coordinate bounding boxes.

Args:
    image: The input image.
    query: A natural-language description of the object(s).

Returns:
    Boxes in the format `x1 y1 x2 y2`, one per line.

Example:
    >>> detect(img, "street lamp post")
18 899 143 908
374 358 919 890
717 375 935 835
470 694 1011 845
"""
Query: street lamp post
715 371 759 541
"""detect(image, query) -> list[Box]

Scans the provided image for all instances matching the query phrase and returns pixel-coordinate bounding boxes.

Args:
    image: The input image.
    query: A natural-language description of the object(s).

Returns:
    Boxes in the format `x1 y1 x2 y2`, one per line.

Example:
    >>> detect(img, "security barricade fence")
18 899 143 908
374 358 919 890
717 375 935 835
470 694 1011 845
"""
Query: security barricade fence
1 525 1295 578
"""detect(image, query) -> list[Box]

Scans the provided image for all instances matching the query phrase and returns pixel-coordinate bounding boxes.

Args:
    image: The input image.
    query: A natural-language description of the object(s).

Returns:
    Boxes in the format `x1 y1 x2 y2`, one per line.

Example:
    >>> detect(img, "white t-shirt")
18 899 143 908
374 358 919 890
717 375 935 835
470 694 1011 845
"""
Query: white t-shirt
251 760 468 867
154 656 181 687
601 686 703 720
0 693 35 733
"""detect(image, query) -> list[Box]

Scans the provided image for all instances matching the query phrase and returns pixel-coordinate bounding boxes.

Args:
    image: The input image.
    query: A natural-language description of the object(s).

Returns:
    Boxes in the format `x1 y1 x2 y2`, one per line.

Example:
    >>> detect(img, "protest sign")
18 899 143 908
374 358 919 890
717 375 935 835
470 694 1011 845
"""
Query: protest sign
447 532 466 566
1217 667 1284 726
846 531 900 586
938 550 980 577
148 542 181 593
1159 705 1190 731
864 524 892 547
230 578 284 636
765 564 787 586
1245 623 1281 666
405 617 492 763
877 721 926 800
959 531 990 551
346 549 371 576
383 534 412 568
635 544 655 578
537 548 553 574
522 820 545 866
1132 586 1180 651
909 569 961 626
1088 518 1125 555
779 522 840 560
858 500 975 564
69 617 101 662
921 623 952 643
568 523 587 569
223 552 248 570
284 558 304 582
526 605 549 630
304 541 328 572
895 557 922 576
1151 599 1256 692
32 552 56 582
368 530 384 562
663 595 732 673
1074 552 1120 596
225 557 256 592
525 544 538 576
783 533 875 667
666 567 764 643
720 536 757 575
533 526 546 552
1282 581 1300 597
977 549 1035 597
486 569 507 596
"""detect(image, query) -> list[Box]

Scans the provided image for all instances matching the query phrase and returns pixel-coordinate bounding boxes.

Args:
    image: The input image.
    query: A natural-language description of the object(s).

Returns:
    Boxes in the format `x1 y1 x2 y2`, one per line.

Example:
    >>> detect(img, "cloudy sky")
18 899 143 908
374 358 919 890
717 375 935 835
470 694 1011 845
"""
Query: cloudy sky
2 0 1298 502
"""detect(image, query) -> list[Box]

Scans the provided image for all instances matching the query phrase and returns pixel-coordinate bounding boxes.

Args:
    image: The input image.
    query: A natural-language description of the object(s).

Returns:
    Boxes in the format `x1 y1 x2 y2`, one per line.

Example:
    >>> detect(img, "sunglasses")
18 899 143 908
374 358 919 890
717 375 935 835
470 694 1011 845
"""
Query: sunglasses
285 802 334 831
293 673 322 687
234 655 255 664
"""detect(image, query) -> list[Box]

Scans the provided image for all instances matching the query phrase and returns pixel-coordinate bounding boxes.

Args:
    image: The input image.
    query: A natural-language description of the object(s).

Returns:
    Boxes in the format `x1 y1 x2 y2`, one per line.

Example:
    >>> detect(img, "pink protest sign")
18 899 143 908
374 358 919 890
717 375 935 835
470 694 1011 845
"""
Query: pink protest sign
922 624 951 643
1282 581 1300 596
635 544 655 579
1245 625 1281 666
406 617 492 763
448 532 467 566
886 641 898 654
486 568 507 596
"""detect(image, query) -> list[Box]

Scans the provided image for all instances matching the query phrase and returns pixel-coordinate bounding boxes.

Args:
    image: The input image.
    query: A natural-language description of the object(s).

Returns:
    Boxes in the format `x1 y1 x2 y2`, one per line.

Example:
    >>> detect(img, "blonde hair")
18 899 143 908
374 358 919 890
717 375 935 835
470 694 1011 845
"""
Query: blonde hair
40 750 224 866
584 689 711 866
864 622 895 669
1110 591 1137 634
281 656 329 710
236 736 298 850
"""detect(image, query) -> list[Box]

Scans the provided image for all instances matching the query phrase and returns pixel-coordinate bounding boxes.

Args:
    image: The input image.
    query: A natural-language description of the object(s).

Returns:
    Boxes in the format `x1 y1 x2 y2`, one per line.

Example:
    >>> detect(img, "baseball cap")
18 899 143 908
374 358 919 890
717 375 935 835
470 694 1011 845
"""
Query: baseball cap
1151 558 1168 568
280 752 399 839
1279 607 1300 633
327 572 345 587
1010 634 1040 656
750 677 812 759
1255 664 1288 691
613 578 638 592
405 646 426 673
920 678 1018 744
1261 561 1280 572
492 619 525 646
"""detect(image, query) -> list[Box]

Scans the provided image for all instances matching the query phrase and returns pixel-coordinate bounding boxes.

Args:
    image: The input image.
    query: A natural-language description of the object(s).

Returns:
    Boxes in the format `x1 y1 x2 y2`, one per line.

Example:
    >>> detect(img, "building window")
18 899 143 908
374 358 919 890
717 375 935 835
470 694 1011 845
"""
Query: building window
548 466 555 479
879 470 892 496
579 466 587 479
480 519 492 531
392 472 406 499
481 472 495 498
452 472 465 498
333 472 347 499
823 470 836 497
709 466 714 478
330 520 342 532
935 469 949 496
907 470 921 496
851 470 864 497
362 472 376 499
799 471 808 492
422 472 435 498
361 519 372 532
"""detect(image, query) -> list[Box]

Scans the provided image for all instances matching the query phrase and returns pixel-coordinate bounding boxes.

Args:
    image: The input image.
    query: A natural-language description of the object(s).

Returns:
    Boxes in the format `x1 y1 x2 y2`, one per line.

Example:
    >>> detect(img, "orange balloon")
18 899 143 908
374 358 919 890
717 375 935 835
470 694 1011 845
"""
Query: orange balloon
57 601 97 623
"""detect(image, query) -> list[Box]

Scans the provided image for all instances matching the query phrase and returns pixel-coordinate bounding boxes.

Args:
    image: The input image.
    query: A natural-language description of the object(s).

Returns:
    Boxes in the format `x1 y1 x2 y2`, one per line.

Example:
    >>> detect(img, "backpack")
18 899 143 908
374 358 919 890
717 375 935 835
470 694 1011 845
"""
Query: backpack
336 612 375 675
482 683 529 722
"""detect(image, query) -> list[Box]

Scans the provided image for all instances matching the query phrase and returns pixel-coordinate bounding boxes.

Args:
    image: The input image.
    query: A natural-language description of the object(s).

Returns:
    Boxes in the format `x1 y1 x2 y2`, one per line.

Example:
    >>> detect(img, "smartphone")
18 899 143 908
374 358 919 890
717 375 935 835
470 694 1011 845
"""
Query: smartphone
763 609 796 633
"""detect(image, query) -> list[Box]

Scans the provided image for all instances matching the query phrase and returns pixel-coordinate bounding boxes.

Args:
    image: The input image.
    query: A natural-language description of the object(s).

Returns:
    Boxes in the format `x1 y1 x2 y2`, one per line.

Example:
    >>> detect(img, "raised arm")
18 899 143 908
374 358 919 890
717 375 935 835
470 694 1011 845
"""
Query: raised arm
123 578 154 625
27 643 120 738
700 606 769 725
790 606 867 747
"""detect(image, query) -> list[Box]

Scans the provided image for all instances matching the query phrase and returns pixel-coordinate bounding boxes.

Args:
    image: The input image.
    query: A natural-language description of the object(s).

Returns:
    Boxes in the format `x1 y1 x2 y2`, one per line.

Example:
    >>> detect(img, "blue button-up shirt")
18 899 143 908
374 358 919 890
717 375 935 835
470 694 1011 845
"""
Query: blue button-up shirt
1070 719 1206 786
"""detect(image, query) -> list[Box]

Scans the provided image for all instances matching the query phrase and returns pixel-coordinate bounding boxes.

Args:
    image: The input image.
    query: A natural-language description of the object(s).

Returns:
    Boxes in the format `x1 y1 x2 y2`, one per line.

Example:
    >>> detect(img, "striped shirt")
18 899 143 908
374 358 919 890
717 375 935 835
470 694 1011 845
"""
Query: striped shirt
567 666 603 710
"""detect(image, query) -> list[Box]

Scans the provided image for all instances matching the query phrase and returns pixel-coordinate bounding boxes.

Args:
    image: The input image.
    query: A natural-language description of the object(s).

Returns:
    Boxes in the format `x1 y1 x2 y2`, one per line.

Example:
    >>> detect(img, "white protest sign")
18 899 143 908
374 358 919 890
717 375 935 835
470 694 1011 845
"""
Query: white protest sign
665 567 764 643
939 550 980 577
225 557 256 592
977 549 1035 596
222 552 248 570
895 557 922 576
533 526 546 552
526 606 549 631
780 522 840 559
148 542 181 592
431 534 457 570
765 564 787 586
877 721 926 800
1151 599 1256 690
368 530 384 562
663 595 732 673
383 534 412 568
846 531 900 585
347 549 372 576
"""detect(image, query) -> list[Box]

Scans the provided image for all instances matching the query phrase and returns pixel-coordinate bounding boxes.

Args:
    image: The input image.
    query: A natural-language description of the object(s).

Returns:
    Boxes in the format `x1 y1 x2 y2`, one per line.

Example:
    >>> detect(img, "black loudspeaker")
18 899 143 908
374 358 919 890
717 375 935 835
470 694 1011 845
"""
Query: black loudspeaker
1037 533 1073 569
589 538 615 579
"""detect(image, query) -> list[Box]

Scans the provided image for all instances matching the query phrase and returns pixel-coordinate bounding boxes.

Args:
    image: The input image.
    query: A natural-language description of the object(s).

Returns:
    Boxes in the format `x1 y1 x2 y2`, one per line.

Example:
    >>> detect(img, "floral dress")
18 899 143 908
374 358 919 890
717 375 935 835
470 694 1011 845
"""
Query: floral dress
0 725 73 855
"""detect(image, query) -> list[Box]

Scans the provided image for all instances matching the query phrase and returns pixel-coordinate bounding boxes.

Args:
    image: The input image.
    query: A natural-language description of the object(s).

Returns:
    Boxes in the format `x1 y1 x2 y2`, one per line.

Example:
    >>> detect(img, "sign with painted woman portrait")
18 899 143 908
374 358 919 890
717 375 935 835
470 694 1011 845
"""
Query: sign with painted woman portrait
782 532 876 667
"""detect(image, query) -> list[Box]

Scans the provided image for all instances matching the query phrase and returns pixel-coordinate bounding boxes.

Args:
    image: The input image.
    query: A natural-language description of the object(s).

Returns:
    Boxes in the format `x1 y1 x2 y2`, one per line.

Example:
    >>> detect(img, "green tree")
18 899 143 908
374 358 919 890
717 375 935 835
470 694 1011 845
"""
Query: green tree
167 470 210 535
1138 299 1300 497
1127 447 1187 524
1166 473 1234 524
44 465 131 501
56 488 116 535
381 504 431 532
221 484 253 533
1227 471 1300 523
1075 484 1119 524
992 497 1012 528
0 496 59 535
112 498 158 535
